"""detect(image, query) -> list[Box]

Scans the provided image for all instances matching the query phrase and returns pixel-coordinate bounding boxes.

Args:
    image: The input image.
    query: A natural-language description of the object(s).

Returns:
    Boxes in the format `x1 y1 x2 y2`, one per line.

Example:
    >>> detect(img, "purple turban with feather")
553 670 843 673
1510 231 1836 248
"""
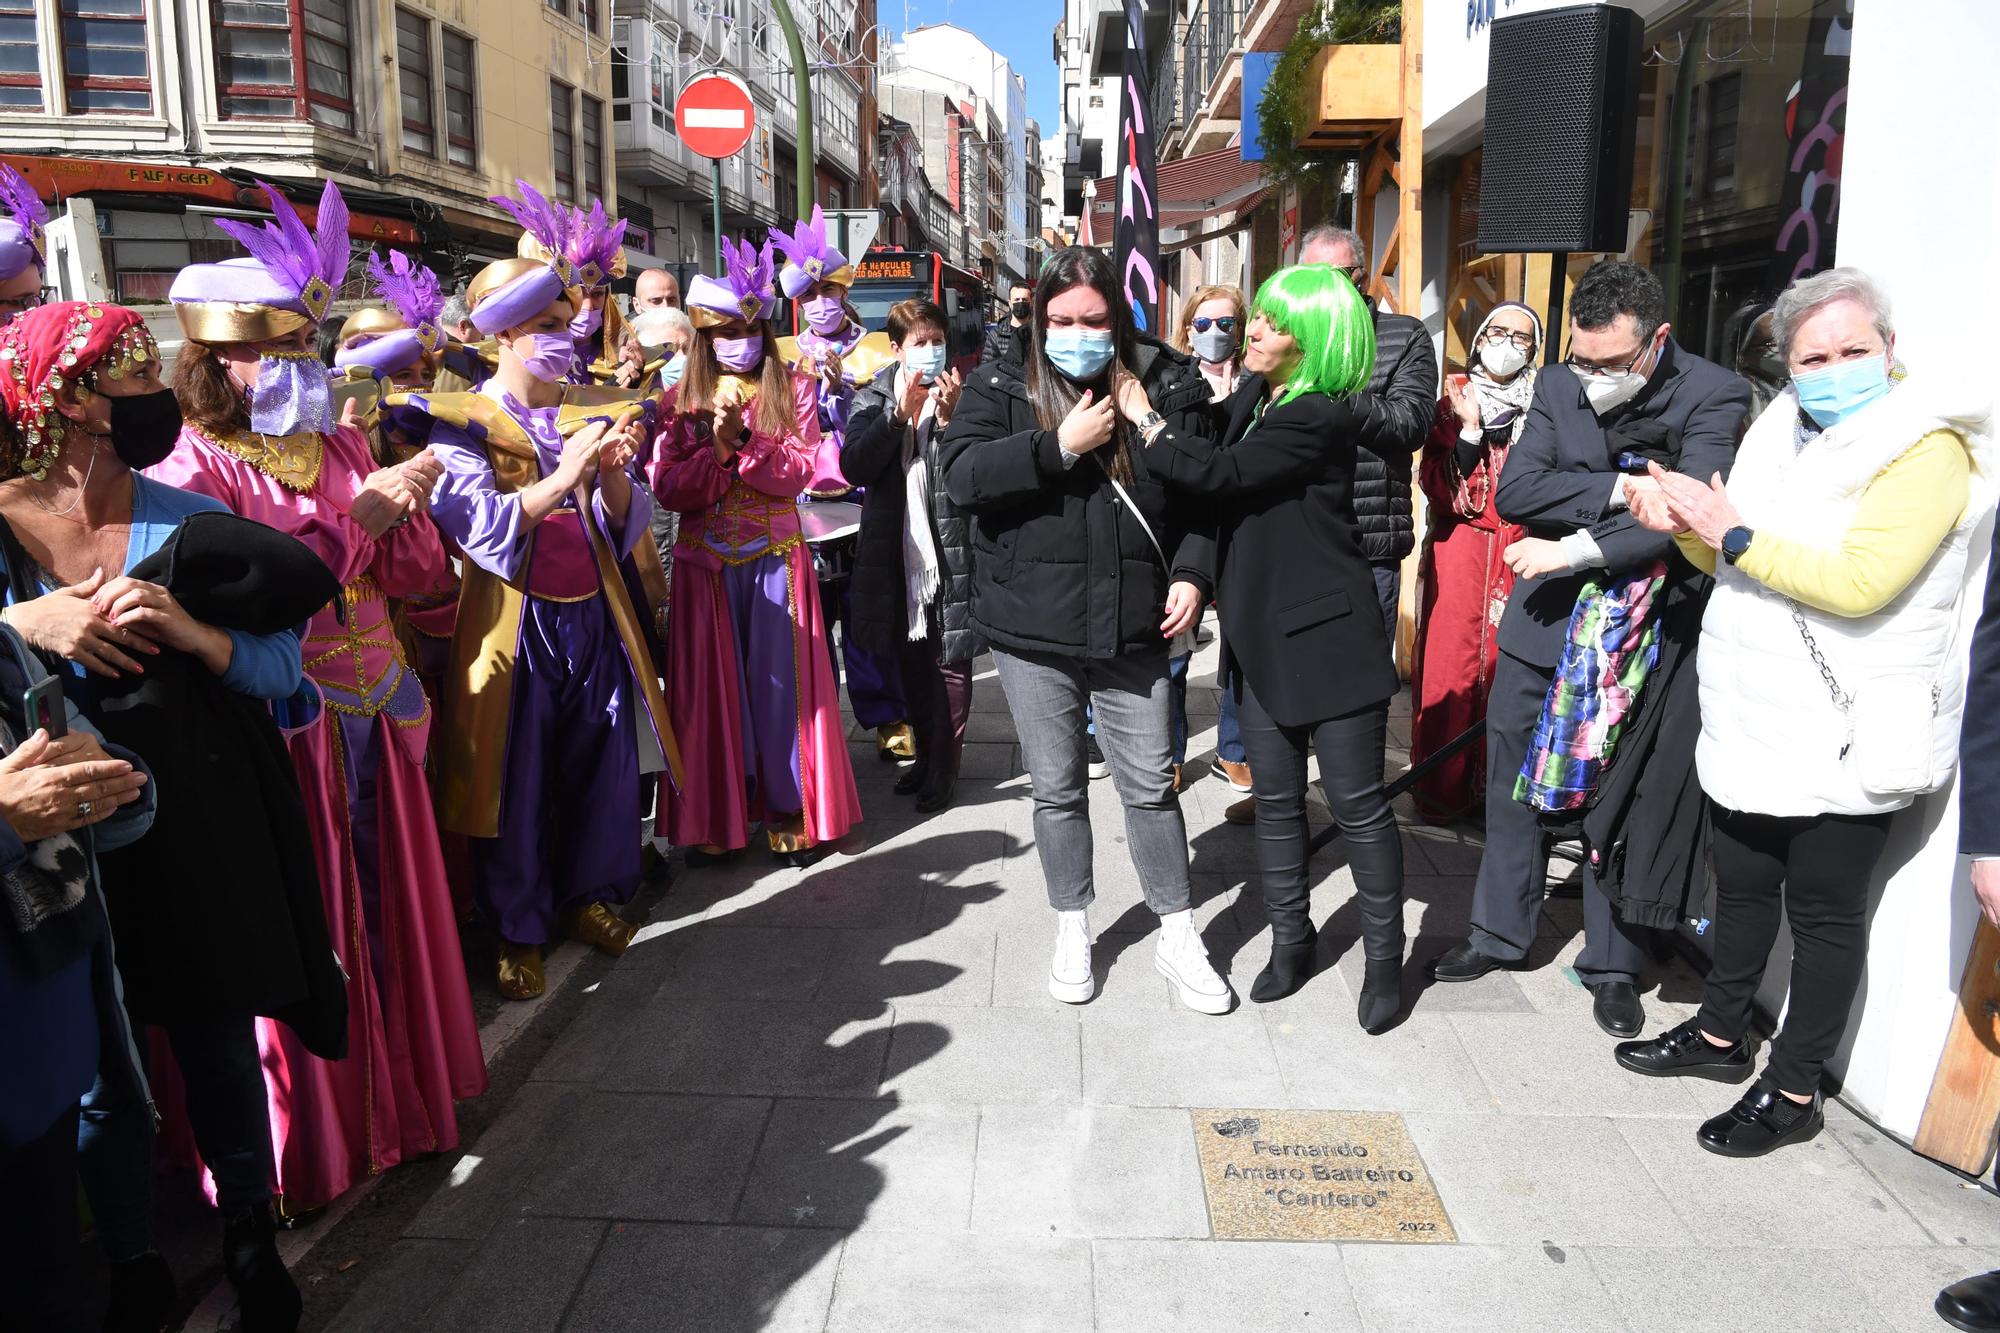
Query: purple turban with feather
769 205 855 301
334 249 448 375
170 178 352 343
0 165 48 282
561 197 629 291
685 236 778 330
473 179 579 336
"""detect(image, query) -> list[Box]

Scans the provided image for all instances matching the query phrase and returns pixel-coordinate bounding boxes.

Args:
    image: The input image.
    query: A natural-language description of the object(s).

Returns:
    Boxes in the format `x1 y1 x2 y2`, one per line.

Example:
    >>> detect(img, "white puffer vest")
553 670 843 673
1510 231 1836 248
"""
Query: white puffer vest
1695 375 1996 817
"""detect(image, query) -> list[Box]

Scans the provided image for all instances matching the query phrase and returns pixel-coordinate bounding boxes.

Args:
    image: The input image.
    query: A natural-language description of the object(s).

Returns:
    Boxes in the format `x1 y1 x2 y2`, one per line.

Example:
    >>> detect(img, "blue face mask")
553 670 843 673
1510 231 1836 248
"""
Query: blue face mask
1793 354 1892 428
905 344 947 382
660 352 687 388
1045 328 1116 381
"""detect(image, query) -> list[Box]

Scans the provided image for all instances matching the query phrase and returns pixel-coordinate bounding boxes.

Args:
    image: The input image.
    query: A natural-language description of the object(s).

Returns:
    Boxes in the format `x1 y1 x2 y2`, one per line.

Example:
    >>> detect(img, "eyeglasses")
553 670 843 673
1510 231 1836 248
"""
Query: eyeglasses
0 286 54 323
1479 328 1537 352
1564 338 1654 379
1191 316 1237 334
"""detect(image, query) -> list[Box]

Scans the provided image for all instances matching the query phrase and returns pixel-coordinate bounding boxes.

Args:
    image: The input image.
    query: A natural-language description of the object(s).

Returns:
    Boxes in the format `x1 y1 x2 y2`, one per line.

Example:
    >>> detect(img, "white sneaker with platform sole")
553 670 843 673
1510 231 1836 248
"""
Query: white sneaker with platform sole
1049 911 1096 1004
1154 911 1233 1014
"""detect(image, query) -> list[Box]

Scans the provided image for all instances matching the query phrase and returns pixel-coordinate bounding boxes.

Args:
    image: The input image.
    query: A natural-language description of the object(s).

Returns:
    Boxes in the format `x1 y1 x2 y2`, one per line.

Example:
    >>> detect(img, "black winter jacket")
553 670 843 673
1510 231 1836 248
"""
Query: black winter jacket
1352 305 1440 563
841 369 986 664
980 321 1027 367
939 336 1216 660
1147 376 1398 727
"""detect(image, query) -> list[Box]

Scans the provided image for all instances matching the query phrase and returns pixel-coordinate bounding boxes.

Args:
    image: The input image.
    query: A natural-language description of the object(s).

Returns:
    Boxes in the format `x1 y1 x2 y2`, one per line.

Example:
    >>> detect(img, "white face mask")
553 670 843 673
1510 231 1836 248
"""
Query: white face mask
1478 340 1530 378
1577 336 1659 416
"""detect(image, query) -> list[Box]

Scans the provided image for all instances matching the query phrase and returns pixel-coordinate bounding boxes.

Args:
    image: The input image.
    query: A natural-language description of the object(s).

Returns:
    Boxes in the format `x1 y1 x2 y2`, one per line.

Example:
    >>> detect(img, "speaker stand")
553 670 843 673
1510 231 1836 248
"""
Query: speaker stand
1542 252 1568 366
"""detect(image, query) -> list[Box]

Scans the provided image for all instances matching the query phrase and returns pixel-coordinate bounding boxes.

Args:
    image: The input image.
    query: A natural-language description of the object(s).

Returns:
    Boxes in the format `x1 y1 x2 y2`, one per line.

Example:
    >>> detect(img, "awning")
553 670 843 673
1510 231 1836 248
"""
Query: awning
1086 145 1268 237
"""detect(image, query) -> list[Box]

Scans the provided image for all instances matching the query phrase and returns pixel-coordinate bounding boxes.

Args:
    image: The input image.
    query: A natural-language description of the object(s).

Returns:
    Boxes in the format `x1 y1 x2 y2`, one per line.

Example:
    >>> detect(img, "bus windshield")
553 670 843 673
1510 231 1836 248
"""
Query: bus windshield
848 279 925 333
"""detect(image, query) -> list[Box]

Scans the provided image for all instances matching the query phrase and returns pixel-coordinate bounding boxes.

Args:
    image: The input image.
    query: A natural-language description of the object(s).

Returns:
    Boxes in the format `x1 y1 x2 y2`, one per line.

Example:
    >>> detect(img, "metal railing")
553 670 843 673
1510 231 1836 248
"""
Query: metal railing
1180 0 1243 125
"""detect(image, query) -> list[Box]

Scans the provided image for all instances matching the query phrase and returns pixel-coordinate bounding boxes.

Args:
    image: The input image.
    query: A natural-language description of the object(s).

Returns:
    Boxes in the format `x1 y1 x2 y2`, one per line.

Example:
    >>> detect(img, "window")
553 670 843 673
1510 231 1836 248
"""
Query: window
611 22 630 122
213 0 355 129
580 93 605 200
0 0 39 110
579 0 599 36
441 28 476 168
396 9 434 157
1701 72 1741 199
551 79 577 201
60 0 152 114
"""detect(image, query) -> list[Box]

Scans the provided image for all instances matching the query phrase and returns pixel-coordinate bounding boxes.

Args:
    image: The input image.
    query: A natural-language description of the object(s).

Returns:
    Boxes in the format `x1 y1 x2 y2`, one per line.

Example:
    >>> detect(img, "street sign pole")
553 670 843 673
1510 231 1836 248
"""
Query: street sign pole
711 159 725 270
768 0 816 219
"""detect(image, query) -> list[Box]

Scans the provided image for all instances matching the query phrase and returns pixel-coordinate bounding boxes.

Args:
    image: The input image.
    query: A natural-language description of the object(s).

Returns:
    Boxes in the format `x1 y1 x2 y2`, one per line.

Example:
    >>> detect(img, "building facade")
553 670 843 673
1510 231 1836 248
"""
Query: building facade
3 0 625 309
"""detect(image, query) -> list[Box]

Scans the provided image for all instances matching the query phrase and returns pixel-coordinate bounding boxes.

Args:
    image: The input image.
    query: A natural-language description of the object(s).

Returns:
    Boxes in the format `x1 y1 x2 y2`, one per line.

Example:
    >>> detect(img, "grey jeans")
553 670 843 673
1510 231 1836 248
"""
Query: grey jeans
993 646 1192 915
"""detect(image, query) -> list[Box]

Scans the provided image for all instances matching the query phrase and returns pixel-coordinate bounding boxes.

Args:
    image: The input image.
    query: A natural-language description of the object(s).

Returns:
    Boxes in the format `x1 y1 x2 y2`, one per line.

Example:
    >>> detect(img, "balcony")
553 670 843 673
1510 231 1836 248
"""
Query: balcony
1170 0 1319 157
1086 0 1174 81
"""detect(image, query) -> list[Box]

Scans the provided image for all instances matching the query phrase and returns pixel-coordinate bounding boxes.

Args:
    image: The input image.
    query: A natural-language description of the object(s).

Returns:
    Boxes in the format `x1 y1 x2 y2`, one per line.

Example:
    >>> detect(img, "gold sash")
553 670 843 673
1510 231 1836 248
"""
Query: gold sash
418 390 684 838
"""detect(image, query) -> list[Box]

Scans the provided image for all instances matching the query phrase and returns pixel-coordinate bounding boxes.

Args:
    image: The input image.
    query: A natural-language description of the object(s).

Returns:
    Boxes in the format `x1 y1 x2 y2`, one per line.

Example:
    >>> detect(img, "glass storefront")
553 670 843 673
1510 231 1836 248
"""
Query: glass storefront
1631 0 1852 403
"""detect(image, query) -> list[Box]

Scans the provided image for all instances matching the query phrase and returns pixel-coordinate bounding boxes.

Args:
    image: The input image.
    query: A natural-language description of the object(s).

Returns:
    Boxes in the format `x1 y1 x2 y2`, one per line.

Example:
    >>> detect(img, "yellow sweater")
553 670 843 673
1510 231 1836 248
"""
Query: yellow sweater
1677 428 1970 618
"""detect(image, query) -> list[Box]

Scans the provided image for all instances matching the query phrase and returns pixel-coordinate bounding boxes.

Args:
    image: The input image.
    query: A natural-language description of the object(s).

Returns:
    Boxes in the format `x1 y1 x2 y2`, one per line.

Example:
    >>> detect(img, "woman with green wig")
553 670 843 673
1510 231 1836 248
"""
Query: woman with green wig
1127 262 1407 1031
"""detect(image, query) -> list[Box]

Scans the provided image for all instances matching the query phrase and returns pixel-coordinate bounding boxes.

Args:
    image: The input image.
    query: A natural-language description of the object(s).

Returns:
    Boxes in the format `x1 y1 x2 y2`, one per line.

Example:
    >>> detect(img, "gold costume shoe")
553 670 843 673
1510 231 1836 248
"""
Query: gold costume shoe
570 902 638 957
768 815 827 868
876 721 916 762
497 942 545 1001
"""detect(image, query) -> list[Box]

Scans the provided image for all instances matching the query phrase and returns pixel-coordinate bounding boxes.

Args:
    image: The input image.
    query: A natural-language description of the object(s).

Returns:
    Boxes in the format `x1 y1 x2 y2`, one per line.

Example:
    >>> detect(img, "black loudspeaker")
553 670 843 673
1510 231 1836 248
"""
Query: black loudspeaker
1475 4 1645 254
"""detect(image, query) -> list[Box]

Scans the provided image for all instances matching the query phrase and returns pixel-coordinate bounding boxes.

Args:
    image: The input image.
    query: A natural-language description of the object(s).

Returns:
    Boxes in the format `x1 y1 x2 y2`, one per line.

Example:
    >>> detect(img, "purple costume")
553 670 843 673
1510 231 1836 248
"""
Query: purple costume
427 390 659 944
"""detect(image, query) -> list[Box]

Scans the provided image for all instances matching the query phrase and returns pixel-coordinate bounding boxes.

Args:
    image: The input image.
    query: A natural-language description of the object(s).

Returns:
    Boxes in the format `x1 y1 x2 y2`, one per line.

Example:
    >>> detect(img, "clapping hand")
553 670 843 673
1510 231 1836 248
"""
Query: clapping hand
1503 537 1571 580
1646 461 1742 550
931 368 963 426
555 419 609 489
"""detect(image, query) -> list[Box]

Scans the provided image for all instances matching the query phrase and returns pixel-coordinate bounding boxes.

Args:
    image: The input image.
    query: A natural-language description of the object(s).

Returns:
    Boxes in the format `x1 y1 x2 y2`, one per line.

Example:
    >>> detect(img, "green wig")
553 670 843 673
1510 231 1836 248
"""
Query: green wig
1250 264 1377 406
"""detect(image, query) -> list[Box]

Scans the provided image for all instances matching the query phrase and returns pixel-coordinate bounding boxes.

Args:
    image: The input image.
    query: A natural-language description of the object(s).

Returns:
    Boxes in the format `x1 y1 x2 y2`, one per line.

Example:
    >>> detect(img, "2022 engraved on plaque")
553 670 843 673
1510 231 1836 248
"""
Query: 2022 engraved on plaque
1192 1109 1456 1243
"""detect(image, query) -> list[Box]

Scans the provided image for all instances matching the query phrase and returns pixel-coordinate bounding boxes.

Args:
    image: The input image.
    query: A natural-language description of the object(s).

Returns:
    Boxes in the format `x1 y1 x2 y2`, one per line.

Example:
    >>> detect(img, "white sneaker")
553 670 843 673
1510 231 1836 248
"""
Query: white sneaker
1154 911 1233 1015
1049 910 1096 1004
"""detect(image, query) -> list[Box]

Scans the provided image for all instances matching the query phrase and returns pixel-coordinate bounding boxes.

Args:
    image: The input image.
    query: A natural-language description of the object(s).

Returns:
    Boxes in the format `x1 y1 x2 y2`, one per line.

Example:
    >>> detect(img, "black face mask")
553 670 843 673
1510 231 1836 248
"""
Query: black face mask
107 388 184 470
1010 300 1032 322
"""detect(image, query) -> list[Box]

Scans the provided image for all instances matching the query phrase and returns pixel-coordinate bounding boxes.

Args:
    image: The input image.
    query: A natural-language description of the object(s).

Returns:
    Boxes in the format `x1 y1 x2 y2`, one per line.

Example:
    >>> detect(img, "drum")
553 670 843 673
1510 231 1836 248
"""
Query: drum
800 499 864 585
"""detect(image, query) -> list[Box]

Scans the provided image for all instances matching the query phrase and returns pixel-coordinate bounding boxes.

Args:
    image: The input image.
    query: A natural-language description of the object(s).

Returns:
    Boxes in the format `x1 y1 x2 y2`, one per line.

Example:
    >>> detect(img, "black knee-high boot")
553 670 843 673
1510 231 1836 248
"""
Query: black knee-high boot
1347 818 1406 1034
1250 875 1319 1003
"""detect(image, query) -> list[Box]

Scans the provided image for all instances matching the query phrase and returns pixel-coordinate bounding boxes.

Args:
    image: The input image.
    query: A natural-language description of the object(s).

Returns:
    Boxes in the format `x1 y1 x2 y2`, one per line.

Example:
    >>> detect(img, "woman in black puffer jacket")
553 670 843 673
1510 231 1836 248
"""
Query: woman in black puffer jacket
937 246 1229 1016
842 297 980 813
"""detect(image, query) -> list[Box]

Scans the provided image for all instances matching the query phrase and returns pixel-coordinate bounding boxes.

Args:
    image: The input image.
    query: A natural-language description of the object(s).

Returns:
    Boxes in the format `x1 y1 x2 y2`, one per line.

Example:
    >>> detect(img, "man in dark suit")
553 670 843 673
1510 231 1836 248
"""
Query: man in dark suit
1933 520 2000 1333
1431 261 1752 1039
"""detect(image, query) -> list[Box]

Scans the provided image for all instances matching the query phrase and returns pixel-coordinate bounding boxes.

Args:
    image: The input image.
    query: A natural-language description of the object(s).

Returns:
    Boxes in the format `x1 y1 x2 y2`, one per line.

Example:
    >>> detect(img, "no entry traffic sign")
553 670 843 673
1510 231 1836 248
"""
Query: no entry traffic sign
674 72 755 160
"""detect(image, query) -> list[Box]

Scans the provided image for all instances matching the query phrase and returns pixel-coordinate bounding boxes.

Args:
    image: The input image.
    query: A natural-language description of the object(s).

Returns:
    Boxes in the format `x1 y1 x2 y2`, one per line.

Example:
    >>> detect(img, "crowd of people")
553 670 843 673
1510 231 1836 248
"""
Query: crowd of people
0 158 1997 1331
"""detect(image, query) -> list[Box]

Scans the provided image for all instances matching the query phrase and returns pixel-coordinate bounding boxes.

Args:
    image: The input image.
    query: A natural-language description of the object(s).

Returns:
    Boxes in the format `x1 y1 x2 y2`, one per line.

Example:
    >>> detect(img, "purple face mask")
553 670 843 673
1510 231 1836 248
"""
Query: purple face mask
248 350 334 435
802 295 846 335
514 332 577 383
713 333 766 373
569 305 604 340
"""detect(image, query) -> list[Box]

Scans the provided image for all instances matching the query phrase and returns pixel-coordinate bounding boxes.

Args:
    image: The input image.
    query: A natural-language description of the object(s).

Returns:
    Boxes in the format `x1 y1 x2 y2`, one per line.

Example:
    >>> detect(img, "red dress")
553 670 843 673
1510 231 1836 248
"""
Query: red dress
1409 397 1525 824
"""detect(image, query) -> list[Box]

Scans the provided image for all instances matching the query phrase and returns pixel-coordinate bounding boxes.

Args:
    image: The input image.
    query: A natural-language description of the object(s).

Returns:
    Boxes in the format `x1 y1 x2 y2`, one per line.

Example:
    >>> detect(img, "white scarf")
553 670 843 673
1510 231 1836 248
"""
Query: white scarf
899 367 943 639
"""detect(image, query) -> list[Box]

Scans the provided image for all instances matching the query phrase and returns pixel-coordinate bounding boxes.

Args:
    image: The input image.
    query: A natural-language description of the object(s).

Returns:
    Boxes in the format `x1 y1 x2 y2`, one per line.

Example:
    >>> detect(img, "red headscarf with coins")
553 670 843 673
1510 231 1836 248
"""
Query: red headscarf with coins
0 301 158 481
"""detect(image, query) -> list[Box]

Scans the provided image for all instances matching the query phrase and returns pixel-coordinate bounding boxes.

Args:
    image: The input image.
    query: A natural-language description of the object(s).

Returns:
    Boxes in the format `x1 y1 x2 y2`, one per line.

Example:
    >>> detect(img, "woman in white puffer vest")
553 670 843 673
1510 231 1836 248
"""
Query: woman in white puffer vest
1613 267 1997 1159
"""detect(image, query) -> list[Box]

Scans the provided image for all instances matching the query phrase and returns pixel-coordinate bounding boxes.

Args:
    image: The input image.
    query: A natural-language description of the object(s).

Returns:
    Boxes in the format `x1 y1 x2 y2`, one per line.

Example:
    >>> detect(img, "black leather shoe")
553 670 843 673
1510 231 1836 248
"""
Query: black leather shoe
1614 1018 1753 1081
1936 1269 2000 1331
1697 1085 1823 1158
894 765 932 796
1429 940 1519 983
1589 981 1645 1038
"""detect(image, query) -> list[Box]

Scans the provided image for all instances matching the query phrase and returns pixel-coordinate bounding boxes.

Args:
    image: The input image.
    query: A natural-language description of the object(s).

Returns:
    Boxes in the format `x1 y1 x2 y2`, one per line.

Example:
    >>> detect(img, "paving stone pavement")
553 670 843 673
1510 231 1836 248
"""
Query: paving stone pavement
320 641 2000 1332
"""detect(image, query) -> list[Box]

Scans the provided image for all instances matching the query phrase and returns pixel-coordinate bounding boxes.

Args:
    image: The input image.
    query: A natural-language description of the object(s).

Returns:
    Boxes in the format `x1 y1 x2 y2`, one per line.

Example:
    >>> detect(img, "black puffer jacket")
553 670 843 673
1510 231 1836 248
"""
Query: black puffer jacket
1352 305 1440 563
939 336 1216 660
980 321 1027 367
842 369 986 664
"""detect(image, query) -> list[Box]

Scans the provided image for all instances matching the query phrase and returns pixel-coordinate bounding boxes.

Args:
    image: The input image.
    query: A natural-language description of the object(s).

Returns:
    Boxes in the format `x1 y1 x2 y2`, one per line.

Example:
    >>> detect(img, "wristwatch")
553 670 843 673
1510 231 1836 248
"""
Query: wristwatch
1721 525 1754 565
1138 410 1166 442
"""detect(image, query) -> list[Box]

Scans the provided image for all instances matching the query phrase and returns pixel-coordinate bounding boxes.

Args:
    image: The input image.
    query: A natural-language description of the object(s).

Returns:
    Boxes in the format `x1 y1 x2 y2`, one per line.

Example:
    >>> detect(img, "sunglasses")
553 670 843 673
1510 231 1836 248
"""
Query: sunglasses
1191 316 1237 334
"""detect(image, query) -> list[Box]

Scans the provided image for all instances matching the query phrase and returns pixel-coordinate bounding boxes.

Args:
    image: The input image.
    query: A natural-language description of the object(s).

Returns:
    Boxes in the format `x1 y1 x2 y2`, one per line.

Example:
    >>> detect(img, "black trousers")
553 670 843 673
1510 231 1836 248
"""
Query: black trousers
1698 805 1892 1095
1468 650 1651 984
0 1106 86 1332
1237 682 1405 958
892 619 970 780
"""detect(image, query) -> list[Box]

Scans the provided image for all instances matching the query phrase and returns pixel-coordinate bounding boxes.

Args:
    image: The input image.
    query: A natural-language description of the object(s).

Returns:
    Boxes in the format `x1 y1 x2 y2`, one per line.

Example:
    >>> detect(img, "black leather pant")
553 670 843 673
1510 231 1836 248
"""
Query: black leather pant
1237 682 1405 959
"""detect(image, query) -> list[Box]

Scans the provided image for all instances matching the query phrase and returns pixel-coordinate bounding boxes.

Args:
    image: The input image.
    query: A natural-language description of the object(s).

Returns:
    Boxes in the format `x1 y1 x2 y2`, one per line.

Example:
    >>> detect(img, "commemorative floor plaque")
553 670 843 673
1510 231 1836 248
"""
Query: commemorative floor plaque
1192 1109 1455 1243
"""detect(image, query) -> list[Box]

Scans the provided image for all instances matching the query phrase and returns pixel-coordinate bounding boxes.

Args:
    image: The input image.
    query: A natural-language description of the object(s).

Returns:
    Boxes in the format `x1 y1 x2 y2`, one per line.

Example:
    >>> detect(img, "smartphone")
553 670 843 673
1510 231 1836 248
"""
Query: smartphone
23 676 66 740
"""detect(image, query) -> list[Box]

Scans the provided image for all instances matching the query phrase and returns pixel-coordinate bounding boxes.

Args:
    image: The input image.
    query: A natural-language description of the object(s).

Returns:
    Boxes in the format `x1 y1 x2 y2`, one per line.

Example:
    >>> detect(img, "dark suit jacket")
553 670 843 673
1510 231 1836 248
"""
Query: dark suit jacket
1959 521 2000 857
1147 375 1398 728
1494 340 1752 667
